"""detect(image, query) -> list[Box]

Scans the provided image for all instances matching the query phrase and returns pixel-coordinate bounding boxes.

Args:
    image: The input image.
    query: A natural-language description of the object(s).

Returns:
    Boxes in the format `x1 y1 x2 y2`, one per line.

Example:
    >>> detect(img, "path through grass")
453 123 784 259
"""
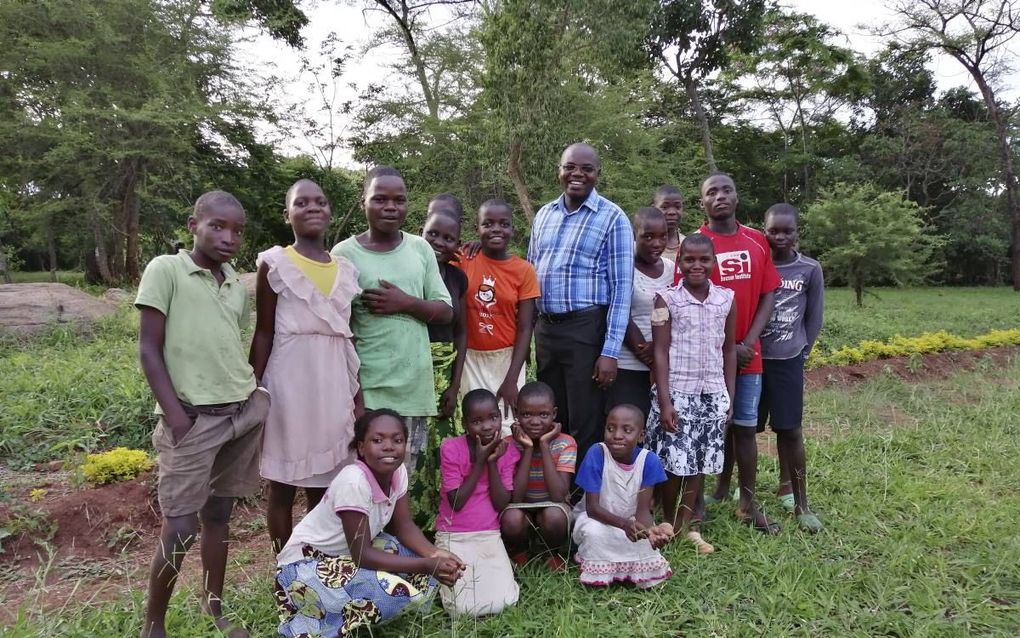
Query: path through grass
4 356 1018 637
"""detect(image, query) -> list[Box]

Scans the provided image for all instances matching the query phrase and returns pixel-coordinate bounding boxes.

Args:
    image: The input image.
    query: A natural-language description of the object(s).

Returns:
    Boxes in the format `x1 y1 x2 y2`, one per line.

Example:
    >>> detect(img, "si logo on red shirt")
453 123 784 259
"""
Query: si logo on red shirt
717 250 752 280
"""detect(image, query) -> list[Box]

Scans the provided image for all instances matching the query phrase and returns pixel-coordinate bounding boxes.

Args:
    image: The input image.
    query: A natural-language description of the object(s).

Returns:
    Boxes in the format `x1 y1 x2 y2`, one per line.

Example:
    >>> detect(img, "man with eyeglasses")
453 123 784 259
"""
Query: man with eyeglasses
527 142 634 494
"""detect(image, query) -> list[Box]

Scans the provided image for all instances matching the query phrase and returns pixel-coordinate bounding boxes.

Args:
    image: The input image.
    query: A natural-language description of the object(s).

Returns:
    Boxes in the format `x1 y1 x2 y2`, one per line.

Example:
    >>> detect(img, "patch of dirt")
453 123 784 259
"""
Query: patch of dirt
0 283 117 335
804 345 1020 390
0 471 272 623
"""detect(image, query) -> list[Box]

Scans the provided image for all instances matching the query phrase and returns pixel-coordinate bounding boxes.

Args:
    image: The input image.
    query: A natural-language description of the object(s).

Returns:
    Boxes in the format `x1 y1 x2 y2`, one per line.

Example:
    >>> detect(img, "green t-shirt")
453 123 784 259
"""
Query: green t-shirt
134 251 255 411
331 233 451 416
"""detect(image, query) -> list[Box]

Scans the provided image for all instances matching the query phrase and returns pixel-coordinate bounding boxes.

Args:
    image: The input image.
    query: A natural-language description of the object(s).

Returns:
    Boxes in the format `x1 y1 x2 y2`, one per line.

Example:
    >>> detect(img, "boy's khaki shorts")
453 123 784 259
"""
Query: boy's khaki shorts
152 388 270 518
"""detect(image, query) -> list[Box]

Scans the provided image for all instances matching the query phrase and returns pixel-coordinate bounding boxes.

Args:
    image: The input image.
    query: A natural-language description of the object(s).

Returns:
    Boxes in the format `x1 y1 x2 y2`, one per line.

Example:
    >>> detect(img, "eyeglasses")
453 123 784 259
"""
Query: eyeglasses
559 163 598 175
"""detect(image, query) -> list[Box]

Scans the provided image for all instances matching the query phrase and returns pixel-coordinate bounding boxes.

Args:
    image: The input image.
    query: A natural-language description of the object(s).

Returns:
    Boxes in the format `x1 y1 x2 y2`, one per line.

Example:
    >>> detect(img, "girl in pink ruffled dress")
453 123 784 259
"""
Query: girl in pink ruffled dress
250 179 363 553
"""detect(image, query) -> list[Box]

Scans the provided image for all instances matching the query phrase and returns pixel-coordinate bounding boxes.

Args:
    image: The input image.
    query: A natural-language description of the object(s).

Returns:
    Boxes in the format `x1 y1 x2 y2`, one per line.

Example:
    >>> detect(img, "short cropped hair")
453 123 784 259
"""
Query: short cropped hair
193 191 243 218
462 388 498 416
633 206 665 231
517 381 556 406
765 202 800 223
363 166 404 196
654 184 682 201
429 192 464 219
679 233 715 257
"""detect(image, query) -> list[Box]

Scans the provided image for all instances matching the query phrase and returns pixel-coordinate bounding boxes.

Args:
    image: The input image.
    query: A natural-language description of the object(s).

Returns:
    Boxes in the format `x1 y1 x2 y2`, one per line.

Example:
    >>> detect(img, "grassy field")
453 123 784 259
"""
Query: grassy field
3 355 1018 636
816 287 1020 353
1 286 1018 467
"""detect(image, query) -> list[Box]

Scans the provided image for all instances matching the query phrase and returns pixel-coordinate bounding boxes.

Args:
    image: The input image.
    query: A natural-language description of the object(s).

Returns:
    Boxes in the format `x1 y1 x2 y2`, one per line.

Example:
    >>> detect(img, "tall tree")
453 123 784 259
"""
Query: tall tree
479 0 654 219
645 0 769 172
882 0 1020 289
0 0 270 283
726 10 869 201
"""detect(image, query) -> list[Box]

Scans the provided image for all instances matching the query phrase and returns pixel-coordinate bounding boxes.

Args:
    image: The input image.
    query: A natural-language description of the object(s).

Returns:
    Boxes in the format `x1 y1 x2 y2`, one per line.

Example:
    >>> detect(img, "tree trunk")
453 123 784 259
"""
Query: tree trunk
854 280 863 307
508 138 535 223
684 75 717 173
961 64 1020 290
378 0 439 119
47 225 57 283
90 209 116 285
121 161 142 282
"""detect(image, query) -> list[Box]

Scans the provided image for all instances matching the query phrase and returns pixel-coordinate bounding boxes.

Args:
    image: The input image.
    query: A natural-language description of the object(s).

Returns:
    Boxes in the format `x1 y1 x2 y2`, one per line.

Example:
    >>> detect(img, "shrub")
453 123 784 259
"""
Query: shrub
807 328 1020 368
81 447 153 485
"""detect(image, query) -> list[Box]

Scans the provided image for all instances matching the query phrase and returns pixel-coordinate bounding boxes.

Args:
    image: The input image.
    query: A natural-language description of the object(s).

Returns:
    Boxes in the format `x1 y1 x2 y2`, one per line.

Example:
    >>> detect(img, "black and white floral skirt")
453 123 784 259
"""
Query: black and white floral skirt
646 389 730 476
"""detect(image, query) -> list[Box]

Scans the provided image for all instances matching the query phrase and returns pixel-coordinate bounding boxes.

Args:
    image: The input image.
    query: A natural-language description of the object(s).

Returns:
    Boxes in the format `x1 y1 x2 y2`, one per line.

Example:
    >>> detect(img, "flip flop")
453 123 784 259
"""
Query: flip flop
686 531 715 554
797 512 824 533
738 513 781 535
777 493 796 513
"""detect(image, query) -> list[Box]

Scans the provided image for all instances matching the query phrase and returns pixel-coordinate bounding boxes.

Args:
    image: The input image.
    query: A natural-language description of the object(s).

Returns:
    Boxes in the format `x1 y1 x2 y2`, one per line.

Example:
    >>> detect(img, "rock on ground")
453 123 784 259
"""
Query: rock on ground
0 283 118 335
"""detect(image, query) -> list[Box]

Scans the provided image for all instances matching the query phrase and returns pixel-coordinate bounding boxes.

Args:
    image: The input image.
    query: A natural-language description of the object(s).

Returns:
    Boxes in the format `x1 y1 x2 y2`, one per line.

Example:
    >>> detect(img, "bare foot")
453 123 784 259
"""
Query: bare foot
212 616 249 638
140 622 166 638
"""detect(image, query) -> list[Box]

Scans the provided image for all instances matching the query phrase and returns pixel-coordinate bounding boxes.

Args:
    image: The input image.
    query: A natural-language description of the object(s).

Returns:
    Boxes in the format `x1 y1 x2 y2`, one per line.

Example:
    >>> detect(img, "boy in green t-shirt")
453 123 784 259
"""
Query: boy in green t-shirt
136 191 270 638
331 166 453 476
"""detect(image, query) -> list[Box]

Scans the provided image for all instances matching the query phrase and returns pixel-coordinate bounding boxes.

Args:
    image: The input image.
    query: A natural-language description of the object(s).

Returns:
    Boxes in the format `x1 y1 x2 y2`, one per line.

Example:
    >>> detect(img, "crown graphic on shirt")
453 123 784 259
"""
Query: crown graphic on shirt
481 275 496 288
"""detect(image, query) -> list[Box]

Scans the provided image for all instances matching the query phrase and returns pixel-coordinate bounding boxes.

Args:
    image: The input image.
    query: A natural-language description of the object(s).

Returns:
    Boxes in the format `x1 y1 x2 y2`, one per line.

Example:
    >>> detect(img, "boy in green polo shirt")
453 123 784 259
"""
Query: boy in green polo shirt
136 191 269 638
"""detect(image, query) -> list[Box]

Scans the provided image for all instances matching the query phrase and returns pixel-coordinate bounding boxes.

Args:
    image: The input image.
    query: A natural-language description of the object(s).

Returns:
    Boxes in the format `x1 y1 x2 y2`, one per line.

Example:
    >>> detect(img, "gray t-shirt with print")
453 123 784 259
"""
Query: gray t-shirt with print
760 252 824 360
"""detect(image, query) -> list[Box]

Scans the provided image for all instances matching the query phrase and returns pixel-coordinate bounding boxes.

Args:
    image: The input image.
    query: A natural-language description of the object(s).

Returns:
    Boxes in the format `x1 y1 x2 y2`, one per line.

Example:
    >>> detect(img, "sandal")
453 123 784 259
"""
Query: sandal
797 512 824 533
777 493 796 513
738 511 781 535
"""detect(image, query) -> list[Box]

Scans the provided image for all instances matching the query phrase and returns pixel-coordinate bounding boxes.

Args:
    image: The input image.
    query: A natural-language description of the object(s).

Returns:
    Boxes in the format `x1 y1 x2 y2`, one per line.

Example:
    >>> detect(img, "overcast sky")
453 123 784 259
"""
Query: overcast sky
235 0 1019 164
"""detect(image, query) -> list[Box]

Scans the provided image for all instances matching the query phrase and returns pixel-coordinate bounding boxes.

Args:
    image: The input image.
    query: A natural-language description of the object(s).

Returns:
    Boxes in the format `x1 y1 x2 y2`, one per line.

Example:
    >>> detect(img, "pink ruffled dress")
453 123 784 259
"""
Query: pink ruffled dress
258 246 362 487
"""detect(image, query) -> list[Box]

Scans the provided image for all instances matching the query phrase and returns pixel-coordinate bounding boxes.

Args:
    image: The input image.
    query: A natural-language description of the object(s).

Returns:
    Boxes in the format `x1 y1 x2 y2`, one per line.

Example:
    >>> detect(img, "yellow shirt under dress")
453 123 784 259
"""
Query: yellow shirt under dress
284 245 338 296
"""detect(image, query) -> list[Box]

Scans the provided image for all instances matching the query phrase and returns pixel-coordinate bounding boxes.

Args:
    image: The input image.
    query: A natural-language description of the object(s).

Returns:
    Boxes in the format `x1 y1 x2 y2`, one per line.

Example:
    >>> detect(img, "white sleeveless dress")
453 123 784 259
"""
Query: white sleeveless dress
572 444 672 588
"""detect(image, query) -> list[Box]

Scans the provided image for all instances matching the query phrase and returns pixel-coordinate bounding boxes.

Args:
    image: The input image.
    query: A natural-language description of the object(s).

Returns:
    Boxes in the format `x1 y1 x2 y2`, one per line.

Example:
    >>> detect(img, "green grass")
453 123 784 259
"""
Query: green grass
0 310 155 466
7 270 87 286
817 287 1020 355
1 287 1018 467
4 357 1019 636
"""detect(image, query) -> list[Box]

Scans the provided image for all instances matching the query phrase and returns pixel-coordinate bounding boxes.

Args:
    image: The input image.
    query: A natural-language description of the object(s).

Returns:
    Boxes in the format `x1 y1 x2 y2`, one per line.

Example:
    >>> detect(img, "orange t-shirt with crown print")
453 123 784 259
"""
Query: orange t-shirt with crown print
460 253 540 351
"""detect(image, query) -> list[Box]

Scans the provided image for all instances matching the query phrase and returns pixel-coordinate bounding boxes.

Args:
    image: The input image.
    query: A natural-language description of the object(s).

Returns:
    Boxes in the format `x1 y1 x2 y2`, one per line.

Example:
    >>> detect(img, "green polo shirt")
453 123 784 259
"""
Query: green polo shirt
135 251 255 410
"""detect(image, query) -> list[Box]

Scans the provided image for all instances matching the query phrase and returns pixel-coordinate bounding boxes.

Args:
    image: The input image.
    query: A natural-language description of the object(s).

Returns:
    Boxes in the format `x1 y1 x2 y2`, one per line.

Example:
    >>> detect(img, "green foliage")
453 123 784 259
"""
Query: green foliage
80 447 153 485
0 310 155 466
804 183 941 305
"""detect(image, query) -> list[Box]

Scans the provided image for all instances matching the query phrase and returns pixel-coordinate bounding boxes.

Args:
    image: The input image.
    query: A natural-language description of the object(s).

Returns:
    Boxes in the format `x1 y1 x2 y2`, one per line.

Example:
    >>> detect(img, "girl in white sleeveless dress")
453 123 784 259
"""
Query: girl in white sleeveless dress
572 404 673 588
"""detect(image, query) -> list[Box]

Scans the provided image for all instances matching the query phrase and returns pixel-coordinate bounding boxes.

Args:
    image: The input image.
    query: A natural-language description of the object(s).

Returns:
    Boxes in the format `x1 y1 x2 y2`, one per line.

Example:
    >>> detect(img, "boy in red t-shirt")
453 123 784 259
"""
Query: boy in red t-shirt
673 173 780 533
459 199 541 435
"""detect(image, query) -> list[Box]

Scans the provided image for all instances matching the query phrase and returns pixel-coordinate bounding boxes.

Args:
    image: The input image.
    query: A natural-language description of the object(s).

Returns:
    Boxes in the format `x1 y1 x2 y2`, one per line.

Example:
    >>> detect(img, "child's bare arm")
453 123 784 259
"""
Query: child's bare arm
723 303 737 410
537 425 569 502
362 280 454 324
487 450 512 511
510 427 533 502
742 287 771 349
446 436 497 511
635 487 655 528
498 298 536 416
249 261 277 384
440 292 467 417
650 296 676 430
583 492 631 530
138 307 190 440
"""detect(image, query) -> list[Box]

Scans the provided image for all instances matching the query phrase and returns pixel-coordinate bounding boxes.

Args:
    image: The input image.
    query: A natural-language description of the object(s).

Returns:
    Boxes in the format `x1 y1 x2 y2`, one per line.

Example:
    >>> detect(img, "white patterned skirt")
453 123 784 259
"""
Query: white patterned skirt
647 389 730 476
572 514 671 588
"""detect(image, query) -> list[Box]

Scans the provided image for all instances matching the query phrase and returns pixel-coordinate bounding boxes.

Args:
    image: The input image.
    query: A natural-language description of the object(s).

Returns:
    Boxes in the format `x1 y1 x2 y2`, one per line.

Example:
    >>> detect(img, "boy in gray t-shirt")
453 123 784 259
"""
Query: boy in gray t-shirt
758 204 824 532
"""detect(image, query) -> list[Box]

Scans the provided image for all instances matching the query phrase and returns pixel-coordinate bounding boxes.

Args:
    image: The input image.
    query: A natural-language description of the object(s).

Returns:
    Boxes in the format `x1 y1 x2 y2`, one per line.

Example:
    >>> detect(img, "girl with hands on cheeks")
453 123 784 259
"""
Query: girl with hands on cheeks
274 409 463 637
646 235 736 555
434 389 522 617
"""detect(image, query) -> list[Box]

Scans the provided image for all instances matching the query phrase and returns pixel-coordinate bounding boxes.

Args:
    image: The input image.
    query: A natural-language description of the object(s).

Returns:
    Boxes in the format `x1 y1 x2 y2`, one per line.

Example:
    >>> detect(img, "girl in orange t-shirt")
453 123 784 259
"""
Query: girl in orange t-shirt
458 199 540 435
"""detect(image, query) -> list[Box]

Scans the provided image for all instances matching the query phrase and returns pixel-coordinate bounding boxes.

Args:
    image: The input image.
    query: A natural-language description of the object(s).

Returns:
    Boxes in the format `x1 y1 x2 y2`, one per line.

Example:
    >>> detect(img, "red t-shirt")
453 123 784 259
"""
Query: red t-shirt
460 253 541 351
673 224 780 374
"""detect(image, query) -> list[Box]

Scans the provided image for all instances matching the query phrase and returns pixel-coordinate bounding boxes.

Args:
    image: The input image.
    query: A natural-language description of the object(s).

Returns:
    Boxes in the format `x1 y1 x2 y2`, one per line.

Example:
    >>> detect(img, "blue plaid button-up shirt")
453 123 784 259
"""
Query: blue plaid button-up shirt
527 189 634 359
